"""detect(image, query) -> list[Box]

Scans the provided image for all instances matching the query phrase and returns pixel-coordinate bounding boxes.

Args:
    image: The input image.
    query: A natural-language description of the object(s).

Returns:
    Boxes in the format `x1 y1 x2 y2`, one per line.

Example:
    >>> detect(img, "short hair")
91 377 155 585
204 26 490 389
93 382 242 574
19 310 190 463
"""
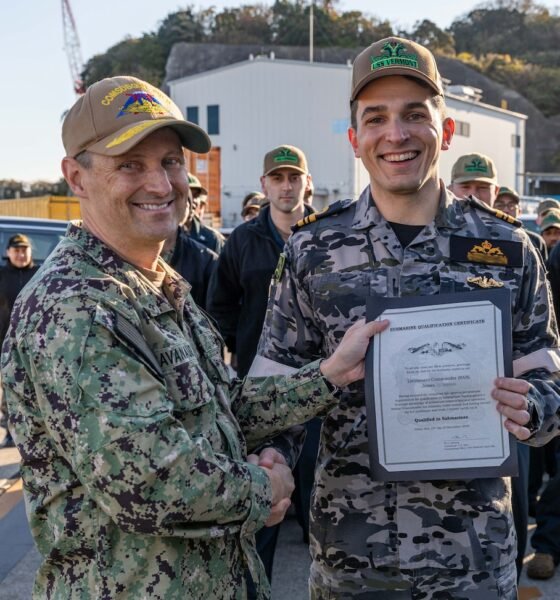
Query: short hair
74 150 93 169
350 77 446 130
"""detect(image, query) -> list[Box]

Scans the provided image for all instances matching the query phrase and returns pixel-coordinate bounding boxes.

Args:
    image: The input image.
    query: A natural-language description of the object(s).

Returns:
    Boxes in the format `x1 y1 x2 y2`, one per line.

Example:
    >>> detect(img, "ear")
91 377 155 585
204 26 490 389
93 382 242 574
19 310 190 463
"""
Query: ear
348 127 360 158
260 175 267 195
61 157 89 199
305 174 312 193
441 118 455 151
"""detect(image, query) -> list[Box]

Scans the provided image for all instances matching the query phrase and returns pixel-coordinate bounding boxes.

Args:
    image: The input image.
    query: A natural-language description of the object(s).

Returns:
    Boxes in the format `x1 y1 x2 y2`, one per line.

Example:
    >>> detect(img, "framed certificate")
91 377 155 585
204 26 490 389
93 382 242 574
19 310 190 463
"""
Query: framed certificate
365 289 518 481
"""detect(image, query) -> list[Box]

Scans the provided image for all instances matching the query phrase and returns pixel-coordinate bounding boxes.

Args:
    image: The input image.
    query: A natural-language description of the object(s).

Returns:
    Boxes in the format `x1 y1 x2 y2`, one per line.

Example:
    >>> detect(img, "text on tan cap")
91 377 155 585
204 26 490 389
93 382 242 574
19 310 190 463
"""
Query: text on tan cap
451 153 498 185
350 36 444 102
62 76 211 157
263 145 308 176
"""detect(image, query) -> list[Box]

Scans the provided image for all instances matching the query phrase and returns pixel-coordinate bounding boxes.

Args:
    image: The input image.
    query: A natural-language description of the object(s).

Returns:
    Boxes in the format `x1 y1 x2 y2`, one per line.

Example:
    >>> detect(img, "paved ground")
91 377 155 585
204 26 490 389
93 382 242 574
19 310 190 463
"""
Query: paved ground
1 443 559 599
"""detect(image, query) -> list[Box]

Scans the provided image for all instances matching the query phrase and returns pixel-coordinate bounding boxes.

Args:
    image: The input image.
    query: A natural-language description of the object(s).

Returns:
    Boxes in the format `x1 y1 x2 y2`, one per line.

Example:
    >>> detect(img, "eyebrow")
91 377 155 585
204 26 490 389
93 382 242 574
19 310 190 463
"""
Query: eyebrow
360 101 429 119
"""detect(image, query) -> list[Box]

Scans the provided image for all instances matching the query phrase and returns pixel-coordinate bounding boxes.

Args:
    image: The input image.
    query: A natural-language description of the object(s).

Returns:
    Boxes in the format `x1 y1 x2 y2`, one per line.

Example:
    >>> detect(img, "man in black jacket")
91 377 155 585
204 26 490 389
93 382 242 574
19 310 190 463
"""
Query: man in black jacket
0 234 38 447
207 145 317 592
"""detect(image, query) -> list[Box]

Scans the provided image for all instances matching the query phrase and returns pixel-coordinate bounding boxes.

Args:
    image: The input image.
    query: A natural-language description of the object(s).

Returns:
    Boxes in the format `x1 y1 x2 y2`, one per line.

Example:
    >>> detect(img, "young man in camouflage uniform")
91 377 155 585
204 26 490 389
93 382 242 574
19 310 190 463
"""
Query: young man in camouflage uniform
0 76 388 600
252 37 560 598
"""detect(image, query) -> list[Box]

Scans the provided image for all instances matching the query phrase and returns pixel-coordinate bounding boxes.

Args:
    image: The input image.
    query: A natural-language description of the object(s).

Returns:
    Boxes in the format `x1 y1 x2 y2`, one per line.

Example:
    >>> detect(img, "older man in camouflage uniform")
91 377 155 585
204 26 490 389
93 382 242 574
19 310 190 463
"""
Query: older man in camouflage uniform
252 37 560 598
0 76 387 600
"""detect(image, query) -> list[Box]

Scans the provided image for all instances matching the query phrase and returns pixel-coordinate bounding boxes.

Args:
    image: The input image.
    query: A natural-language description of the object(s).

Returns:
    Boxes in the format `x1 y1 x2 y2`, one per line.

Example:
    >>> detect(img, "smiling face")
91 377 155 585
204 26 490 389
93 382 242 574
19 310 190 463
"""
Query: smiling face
63 128 188 268
348 76 454 206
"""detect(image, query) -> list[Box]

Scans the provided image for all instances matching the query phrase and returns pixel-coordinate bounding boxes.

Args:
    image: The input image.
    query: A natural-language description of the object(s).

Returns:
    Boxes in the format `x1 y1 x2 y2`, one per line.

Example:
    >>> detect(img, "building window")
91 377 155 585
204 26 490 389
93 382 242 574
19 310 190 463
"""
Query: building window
511 134 521 148
186 106 199 125
207 105 220 135
455 120 470 137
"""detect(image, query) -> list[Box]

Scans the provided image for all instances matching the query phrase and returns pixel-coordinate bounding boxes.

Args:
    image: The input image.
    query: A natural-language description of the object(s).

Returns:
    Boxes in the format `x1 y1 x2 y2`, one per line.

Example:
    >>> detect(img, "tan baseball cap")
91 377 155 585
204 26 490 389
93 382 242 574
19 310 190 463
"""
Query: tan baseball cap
62 76 211 157
451 153 497 184
263 145 308 176
351 36 443 102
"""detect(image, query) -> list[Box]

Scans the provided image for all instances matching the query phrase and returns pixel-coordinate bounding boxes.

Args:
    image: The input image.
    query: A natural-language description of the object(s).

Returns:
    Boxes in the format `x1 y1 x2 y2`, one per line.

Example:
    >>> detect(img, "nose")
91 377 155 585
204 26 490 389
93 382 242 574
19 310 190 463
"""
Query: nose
384 117 410 144
144 166 173 197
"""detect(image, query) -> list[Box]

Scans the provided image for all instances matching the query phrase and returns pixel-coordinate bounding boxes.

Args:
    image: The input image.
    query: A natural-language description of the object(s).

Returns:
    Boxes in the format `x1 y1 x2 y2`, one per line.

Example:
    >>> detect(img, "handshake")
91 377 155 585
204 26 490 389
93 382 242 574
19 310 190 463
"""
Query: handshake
249 318 390 526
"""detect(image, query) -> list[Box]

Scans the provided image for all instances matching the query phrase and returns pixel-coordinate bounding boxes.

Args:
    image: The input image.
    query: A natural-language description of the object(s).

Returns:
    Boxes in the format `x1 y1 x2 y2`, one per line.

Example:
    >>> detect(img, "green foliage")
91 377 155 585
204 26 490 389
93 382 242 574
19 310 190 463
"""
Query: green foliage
80 0 560 117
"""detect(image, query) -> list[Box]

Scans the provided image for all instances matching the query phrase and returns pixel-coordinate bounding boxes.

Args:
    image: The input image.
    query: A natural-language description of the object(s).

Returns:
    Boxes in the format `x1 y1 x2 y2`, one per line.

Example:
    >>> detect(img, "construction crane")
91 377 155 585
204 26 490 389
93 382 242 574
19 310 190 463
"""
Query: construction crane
61 0 86 95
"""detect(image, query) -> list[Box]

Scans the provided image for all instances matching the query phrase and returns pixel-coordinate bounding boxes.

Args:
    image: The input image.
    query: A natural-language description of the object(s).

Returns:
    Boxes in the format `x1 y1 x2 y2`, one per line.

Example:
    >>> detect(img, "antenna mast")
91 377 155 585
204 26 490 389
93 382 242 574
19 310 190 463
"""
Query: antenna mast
61 0 86 95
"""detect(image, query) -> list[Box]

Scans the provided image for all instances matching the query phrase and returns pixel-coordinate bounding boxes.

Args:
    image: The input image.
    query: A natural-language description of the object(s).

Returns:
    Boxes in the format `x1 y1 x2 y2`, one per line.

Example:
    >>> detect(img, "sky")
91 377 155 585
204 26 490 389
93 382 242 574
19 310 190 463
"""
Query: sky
2 0 558 182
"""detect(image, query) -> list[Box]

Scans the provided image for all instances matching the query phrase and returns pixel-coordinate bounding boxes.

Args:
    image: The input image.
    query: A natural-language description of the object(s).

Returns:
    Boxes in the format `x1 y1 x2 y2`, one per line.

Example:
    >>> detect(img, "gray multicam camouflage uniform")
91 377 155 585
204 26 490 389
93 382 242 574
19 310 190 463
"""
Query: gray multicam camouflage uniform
0 223 340 600
254 186 560 598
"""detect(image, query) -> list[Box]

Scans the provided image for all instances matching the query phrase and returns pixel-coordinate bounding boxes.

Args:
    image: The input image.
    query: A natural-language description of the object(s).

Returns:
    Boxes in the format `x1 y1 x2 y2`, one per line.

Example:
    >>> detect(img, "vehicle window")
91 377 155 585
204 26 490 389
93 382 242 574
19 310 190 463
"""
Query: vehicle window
0 229 66 264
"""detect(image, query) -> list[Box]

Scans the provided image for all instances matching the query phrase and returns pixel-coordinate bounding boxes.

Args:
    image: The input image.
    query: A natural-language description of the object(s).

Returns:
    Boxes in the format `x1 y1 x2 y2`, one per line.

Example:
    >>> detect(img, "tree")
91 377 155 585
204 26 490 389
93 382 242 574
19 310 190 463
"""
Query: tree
407 20 455 55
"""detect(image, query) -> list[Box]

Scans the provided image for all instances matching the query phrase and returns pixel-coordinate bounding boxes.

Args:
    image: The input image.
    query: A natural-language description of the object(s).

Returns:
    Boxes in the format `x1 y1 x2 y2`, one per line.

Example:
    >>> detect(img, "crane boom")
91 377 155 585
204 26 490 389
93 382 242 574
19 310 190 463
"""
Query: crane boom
61 0 85 95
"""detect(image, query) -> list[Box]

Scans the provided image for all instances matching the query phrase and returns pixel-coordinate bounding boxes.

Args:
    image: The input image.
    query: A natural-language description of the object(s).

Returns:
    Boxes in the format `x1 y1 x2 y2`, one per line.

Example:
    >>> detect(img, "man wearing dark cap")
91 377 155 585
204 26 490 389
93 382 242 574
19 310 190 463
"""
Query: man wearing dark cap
539 208 560 250
0 75 383 599
0 234 38 447
208 145 317 593
494 186 547 259
186 173 224 253
252 36 560 598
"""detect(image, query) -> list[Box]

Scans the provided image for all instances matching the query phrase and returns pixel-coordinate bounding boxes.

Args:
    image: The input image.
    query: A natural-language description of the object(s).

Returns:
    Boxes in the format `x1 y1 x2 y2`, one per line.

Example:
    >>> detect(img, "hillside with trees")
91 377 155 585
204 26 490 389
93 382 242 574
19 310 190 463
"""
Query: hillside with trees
4 0 559 193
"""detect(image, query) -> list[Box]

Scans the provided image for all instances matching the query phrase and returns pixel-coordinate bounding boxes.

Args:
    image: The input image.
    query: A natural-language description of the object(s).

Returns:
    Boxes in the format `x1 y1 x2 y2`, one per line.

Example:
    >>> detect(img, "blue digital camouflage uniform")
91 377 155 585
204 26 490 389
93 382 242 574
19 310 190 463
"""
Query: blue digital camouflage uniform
0 223 340 600
253 186 560 598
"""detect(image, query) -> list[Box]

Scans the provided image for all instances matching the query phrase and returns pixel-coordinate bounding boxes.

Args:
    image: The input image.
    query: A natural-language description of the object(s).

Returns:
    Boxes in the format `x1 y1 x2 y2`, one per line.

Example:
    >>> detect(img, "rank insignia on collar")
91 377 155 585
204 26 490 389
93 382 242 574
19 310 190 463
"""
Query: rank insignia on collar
273 253 286 282
467 276 504 289
450 236 523 267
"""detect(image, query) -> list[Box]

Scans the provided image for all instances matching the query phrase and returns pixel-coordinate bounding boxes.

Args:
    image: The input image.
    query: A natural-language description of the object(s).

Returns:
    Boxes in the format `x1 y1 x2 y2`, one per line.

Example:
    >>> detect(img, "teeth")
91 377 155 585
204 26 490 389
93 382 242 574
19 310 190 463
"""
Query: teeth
136 201 171 211
384 152 417 162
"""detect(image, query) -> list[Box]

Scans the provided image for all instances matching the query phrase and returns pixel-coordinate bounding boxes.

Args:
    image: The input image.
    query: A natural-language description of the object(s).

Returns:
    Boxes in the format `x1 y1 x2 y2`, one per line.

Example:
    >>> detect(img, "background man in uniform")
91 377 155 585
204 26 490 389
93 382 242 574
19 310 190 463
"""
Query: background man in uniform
0 75 387 600
252 37 560 598
448 152 498 206
186 173 224 253
0 234 38 448
208 145 317 591
162 184 218 310
539 208 560 251
493 185 547 259
536 198 560 228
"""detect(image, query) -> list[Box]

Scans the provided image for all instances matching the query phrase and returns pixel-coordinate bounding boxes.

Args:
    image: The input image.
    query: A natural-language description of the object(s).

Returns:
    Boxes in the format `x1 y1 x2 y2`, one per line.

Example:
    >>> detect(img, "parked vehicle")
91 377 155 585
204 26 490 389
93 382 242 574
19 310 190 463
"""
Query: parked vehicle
0 216 68 265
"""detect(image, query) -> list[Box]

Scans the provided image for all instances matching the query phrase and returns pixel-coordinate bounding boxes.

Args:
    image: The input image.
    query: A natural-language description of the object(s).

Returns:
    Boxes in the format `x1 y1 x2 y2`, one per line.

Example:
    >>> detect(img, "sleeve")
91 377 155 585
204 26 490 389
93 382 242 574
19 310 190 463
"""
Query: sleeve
232 360 339 449
251 240 324 375
512 240 560 446
17 297 272 537
250 426 307 469
206 234 242 352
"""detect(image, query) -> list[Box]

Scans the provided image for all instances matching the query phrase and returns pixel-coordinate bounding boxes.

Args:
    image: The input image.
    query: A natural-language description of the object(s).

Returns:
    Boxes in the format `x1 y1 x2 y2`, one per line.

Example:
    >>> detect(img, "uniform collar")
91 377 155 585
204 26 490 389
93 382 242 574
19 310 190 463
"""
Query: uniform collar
65 221 191 317
351 183 467 232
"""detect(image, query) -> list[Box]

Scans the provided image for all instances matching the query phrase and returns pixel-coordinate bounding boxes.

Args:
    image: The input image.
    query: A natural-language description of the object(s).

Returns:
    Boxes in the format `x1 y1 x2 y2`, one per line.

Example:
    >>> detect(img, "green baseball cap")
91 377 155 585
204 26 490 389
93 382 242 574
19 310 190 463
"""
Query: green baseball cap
537 198 560 216
350 36 444 102
188 173 208 196
263 145 308 176
496 186 519 202
540 208 560 233
451 153 497 185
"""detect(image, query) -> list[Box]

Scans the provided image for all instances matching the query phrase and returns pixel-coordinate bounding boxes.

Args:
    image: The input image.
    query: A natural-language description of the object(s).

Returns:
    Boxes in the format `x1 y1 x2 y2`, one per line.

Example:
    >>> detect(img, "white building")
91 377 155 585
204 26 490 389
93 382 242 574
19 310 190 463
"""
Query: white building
169 57 526 226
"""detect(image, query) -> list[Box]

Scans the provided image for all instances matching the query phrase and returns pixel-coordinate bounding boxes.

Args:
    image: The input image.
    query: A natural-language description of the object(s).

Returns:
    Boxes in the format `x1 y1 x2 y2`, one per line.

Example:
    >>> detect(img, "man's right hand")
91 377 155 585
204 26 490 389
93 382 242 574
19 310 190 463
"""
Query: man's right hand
248 453 295 526
320 318 390 388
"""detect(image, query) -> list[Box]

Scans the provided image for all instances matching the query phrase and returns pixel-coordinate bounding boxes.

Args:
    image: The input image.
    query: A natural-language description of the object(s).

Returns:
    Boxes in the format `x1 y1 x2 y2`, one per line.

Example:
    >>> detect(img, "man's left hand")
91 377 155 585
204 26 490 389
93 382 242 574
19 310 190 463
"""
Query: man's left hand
492 377 532 440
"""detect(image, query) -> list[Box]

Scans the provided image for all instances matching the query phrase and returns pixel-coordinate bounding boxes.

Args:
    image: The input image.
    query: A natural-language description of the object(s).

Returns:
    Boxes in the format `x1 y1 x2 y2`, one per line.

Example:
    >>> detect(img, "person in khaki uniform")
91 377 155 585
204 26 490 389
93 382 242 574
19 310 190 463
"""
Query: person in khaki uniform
252 37 560 598
0 76 387 600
